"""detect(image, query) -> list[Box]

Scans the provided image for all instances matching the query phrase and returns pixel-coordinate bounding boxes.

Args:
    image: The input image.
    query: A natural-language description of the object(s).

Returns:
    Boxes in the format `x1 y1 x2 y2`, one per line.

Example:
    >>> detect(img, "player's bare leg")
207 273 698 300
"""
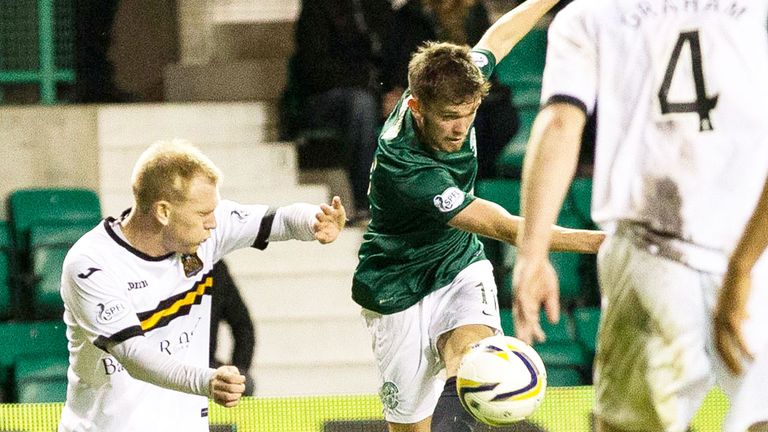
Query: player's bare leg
438 324 496 377
429 324 496 432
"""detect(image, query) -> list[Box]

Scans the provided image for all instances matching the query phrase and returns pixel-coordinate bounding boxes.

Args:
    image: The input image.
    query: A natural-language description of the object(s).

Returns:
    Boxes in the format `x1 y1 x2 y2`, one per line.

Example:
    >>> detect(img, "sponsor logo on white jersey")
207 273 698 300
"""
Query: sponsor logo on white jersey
97 300 128 324
433 187 465 212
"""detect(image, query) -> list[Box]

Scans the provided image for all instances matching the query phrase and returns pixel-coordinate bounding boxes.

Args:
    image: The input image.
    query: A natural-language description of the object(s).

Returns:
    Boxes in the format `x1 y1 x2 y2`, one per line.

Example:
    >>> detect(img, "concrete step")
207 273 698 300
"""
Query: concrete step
225 227 362 275
211 0 300 24
100 143 299 192
99 183 332 220
164 59 288 102
232 271 357 320
254 362 379 397
96 103 279 148
250 316 373 366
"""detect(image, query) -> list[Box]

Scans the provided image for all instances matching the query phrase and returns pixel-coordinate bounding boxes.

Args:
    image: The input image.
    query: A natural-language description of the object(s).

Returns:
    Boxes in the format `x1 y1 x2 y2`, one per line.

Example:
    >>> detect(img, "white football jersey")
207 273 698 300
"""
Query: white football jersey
58 200 272 432
542 0 768 272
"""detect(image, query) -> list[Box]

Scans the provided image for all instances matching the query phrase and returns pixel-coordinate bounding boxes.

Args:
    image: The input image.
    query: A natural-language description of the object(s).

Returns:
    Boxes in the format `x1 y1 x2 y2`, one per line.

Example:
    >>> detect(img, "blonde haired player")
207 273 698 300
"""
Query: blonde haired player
58 139 346 431
513 0 768 431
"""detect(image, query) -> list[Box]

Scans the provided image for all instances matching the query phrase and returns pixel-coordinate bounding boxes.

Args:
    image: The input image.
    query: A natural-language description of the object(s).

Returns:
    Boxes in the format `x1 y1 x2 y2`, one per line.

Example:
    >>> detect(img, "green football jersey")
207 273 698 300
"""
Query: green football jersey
352 48 497 314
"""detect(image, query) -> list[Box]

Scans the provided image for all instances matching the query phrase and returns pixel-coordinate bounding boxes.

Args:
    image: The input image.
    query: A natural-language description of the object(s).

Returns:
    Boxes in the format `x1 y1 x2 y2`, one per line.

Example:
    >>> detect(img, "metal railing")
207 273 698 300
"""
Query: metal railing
0 0 75 104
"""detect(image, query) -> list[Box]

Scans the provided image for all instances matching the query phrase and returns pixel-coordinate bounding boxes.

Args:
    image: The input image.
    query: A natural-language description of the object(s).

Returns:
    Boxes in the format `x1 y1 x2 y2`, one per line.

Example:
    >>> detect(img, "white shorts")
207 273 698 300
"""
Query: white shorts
594 232 768 432
361 260 502 424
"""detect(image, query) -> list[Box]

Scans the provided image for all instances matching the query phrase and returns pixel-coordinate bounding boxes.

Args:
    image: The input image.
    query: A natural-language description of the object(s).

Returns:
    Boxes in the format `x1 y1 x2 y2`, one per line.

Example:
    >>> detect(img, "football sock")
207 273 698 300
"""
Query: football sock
431 376 478 432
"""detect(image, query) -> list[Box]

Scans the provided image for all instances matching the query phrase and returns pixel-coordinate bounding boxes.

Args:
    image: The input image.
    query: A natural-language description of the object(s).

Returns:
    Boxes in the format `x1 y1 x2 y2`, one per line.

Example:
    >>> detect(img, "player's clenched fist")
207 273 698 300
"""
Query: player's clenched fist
209 365 246 407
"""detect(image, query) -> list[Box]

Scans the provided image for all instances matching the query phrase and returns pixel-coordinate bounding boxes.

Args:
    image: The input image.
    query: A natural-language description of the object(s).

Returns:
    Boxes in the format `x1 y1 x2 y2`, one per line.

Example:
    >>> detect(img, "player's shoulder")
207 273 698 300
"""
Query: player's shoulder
63 222 114 268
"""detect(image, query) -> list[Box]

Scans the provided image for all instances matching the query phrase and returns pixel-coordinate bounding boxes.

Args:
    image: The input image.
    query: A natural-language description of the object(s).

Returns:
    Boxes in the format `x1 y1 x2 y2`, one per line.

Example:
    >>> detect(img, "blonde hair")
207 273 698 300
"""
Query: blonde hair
130 139 222 213
408 41 490 108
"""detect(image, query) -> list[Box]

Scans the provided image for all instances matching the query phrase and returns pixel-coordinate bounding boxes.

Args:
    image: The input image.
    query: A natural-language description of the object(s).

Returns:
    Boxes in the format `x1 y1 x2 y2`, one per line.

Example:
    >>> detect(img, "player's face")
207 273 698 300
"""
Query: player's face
413 97 480 153
164 175 219 255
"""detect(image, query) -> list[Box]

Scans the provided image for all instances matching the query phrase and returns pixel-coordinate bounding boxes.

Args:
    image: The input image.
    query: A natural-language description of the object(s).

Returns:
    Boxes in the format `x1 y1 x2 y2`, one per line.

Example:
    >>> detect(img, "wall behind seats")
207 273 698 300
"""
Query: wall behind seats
0 106 99 219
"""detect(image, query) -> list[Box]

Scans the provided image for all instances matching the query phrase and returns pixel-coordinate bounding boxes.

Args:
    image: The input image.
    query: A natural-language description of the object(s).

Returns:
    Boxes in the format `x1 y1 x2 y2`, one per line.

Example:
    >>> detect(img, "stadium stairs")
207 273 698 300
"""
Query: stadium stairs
156 0 377 397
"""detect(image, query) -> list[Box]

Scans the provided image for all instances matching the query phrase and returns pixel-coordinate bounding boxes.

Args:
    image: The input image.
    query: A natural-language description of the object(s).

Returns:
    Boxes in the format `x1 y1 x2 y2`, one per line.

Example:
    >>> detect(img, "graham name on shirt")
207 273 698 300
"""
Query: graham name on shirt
622 0 748 28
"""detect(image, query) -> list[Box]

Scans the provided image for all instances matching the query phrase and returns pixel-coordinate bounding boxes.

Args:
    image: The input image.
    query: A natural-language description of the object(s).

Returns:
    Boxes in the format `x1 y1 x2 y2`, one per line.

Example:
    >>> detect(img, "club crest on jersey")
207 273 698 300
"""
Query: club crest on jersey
97 300 128 324
433 187 465 213
470 52 488 69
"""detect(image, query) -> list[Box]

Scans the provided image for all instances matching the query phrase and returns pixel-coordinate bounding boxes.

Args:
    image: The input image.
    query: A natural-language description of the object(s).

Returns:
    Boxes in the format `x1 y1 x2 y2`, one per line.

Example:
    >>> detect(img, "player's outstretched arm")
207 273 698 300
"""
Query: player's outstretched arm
268 196 346 244
475 0 559 62
549 226 605 254
714 176 768 374
447 197 603 253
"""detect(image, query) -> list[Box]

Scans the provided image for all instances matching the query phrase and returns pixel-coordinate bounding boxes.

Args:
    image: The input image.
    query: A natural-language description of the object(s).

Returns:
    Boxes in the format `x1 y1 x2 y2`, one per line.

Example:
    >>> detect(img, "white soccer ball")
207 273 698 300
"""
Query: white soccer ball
456 335 547 426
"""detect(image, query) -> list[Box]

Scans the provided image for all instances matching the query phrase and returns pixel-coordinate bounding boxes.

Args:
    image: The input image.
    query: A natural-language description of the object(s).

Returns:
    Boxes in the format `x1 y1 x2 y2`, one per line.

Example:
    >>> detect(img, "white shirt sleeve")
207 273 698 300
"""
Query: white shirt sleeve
107 336 215 397
540 1 598 114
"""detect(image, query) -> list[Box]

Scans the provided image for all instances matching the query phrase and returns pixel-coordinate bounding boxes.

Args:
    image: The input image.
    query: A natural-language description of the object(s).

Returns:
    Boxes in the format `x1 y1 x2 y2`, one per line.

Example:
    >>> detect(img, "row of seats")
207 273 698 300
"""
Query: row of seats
475 177 601 386
475 177 599 308
494 27 547 178
0 188 101 402
500 307 600 387
1 187 101 320
0 320 69 403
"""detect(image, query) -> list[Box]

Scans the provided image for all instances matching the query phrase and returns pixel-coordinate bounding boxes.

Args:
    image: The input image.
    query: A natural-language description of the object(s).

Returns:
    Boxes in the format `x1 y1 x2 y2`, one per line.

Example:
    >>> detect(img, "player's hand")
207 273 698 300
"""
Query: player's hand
713 267 754 375
210 365 246 407
512 255 559 344
314 196 346 244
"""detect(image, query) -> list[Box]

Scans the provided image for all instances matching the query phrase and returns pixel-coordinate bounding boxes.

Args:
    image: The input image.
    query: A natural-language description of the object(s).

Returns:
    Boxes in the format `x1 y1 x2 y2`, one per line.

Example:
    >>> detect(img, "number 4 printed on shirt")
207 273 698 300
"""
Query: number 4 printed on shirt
658 30 719 132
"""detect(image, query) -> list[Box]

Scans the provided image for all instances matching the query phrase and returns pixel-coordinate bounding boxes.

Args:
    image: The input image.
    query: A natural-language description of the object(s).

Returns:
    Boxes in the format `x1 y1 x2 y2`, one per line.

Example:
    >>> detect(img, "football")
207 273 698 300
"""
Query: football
456 335 547 426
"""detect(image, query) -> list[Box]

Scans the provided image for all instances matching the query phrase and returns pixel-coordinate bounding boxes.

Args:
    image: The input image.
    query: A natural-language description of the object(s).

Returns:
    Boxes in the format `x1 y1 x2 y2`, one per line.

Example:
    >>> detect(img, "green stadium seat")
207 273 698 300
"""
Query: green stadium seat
546 365 589 387
474 178 521 216
27 222 93 318
499 309 576 343
496 27 547 87
496 107 538 178
0 321 67 402
572 306 601 358
7 187 101 251
534 341 589 370
14 353 69 403
0 221 13 319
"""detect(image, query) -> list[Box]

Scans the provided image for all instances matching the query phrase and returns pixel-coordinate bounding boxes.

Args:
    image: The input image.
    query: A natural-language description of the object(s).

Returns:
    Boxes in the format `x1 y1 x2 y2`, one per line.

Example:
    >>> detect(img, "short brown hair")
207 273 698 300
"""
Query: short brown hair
408 41 490 108
130 139 222 212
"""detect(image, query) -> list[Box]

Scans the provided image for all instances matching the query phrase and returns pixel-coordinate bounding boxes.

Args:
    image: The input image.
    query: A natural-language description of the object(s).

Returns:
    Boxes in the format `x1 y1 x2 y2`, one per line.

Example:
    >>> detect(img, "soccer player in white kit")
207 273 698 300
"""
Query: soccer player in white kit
512 0 768 431
57 139 346 432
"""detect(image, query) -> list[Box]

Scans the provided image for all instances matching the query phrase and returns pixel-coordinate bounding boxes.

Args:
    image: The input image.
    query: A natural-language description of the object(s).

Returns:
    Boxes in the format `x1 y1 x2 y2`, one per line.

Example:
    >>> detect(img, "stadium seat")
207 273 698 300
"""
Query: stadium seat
495 27 547 87
27 222 93 318
500 309 576 343
7 187 101 251
474 178 521 216
496 107 538 178
546 365 589 387
0 221 13 319
572 306 601 358
0 321 67 402
14 353 69 403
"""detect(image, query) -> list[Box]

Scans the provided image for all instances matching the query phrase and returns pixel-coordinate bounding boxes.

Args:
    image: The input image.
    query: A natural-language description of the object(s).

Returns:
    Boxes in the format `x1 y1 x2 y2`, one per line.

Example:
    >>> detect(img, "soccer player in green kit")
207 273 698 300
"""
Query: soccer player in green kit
351 0 604 431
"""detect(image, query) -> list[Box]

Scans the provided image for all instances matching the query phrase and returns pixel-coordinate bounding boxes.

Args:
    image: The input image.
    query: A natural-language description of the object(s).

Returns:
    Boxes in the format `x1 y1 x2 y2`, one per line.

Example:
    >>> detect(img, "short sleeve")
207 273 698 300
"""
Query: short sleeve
391 165 476 224
541 3 598 114
61 254 144 351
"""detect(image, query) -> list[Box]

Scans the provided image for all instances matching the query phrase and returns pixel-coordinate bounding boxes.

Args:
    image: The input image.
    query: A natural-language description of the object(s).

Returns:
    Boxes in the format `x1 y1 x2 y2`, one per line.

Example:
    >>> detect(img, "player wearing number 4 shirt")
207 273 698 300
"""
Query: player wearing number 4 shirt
351 1 606 430
513 1 768 431
58 139 346 432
